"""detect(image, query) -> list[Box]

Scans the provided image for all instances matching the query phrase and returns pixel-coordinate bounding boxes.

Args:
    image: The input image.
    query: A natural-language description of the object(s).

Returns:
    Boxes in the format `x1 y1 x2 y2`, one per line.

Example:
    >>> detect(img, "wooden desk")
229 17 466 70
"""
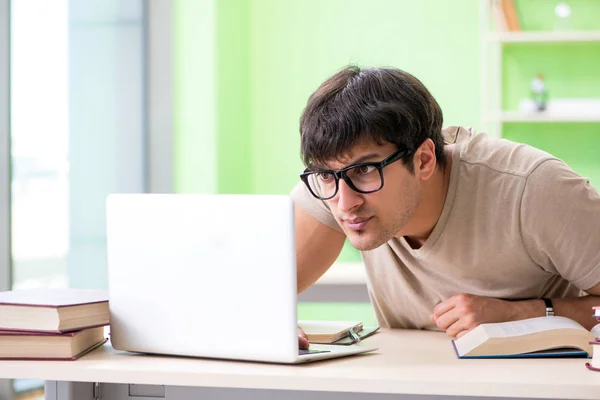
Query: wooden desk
1 329 599 400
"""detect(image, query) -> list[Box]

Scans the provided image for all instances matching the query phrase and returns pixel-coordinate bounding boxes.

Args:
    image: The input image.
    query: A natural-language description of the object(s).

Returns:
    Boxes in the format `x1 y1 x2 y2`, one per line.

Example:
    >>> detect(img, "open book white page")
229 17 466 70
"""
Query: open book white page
484 316 586 338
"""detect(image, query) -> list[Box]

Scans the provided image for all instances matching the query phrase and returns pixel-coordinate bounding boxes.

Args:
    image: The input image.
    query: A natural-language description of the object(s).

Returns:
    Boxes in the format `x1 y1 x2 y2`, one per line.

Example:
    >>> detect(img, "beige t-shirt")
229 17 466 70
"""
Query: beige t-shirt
291 126 600 330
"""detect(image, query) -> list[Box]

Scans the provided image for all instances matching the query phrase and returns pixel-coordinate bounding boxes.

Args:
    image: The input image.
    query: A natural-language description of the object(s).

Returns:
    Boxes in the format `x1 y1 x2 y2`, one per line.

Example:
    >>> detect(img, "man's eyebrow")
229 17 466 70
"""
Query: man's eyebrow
346 152 384 166
309 152 384 172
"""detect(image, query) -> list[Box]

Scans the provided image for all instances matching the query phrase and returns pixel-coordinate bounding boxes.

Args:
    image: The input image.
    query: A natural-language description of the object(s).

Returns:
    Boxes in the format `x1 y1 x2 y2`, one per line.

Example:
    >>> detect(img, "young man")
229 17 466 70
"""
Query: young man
291 65 600 347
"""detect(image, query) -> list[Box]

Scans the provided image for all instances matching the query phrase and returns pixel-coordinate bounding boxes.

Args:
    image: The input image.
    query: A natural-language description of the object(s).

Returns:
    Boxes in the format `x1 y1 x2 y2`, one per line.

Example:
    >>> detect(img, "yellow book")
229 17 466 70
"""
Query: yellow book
501 0 521 32
299 320 378 344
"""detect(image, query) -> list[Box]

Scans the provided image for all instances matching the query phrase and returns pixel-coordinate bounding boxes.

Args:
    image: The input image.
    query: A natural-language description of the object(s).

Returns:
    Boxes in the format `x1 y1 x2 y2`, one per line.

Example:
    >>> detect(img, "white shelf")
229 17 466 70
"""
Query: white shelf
487 31 600 43
496 111 600 122
480 2 600 136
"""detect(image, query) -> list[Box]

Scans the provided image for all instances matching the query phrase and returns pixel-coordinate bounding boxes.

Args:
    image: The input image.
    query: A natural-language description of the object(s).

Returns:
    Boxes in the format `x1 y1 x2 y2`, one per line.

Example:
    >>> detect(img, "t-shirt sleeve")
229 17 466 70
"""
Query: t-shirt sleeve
520 159 600 291
290 181 343 232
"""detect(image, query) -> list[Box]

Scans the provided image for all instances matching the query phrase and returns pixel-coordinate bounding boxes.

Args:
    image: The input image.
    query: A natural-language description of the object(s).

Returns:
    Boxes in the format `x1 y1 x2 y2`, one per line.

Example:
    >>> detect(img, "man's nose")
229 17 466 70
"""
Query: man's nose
336 179 363 213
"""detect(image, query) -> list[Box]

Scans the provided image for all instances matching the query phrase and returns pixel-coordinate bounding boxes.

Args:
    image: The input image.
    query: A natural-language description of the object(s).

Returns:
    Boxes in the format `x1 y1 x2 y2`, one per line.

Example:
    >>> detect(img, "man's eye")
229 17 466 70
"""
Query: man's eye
317 172 334 181
354 165 376 174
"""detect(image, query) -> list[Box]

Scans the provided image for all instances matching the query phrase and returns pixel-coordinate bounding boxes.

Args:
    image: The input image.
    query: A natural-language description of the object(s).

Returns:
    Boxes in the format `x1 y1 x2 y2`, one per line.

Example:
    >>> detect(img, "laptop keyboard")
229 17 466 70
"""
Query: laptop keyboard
299 349 330 356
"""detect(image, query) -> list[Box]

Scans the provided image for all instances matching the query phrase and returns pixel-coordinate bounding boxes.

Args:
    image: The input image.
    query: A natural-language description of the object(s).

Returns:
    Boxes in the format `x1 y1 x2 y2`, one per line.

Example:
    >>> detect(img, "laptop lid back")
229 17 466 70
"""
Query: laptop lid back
106 194 298 363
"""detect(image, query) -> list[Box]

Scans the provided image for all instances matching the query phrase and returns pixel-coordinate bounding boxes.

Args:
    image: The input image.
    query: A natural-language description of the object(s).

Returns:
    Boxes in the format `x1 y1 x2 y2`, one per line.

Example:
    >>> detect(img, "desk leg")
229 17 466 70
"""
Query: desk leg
0 379 14 400
44 381 95 400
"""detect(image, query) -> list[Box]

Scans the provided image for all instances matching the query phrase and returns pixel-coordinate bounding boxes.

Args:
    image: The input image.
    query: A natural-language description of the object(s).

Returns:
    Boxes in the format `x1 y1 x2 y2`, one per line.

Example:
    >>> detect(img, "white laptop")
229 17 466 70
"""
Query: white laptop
106 193 377 364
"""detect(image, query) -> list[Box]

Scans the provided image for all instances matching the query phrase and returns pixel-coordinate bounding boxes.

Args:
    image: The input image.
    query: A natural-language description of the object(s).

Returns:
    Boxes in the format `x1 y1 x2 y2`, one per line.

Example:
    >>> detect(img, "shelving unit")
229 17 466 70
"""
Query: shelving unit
498 111 600 123
487 30 600 43
480 0 600 137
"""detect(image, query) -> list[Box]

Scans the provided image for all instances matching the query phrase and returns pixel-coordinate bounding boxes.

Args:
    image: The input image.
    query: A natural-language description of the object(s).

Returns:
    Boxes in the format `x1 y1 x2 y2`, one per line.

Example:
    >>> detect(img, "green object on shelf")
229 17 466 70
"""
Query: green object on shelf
530 74 549 111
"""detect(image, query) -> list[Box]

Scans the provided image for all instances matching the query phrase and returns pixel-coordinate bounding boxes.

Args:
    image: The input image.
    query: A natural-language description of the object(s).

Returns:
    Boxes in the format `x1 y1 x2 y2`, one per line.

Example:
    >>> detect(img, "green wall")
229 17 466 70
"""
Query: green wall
173 0 218 194
216 0 252 194
249 0 481 195
173 0 600 322
297 302 379 327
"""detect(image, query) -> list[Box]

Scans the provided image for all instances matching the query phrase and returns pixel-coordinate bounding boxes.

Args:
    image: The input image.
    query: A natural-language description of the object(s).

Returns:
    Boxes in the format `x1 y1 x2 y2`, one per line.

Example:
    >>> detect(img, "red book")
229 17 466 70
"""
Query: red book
0 289 109 333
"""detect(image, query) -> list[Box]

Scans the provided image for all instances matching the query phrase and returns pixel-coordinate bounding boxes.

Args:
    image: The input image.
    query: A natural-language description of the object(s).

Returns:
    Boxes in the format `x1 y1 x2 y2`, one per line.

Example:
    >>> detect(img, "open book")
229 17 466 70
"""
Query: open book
453 316 600 358
298 320 379 344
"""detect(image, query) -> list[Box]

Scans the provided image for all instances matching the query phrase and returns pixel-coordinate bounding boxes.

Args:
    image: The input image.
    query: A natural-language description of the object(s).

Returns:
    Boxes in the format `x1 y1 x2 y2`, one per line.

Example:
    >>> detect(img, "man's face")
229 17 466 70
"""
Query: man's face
323 141 422 251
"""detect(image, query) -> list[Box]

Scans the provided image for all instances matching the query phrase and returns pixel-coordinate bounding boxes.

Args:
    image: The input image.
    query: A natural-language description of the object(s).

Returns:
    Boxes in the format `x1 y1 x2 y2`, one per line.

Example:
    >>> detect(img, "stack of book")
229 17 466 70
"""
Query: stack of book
0 288 109 360
586 307 600 371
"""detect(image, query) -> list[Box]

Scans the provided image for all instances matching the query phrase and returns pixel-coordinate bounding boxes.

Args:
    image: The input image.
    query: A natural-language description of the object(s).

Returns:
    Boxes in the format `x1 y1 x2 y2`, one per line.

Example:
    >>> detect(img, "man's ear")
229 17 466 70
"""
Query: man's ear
414 139 437 181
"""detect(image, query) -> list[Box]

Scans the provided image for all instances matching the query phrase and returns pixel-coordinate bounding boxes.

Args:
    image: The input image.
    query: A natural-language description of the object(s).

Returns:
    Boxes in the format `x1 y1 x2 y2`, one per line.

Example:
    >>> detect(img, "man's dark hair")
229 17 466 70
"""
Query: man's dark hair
299 65 445 172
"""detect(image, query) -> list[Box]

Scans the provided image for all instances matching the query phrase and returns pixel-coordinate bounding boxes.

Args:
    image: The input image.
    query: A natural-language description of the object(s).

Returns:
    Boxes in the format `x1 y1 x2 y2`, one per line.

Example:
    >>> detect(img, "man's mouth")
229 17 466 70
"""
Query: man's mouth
343 217 372 231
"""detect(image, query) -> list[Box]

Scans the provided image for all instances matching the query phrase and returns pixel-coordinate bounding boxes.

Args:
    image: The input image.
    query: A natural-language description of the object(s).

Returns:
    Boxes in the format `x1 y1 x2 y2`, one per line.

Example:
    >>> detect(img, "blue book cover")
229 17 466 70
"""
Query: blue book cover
451 340 589 359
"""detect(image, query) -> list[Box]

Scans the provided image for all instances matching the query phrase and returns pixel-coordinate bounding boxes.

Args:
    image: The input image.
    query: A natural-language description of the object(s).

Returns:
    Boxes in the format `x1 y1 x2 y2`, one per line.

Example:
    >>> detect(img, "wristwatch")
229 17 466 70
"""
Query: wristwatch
542 298 554 317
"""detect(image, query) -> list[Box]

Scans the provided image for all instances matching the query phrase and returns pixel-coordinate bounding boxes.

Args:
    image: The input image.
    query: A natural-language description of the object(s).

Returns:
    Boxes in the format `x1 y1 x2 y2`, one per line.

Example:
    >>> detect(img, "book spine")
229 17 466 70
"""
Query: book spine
492 0 508 32
0 323 108 334
501 0 521 32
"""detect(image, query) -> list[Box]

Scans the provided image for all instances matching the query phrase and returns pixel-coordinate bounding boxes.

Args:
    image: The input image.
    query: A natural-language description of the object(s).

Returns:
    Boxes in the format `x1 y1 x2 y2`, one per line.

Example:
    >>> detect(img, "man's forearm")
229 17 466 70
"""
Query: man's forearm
510 295 599 330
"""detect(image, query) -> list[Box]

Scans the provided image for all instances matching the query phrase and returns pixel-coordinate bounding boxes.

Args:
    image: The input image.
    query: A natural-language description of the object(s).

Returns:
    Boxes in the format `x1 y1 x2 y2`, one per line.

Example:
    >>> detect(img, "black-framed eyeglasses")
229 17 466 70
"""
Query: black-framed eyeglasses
300 147 415 200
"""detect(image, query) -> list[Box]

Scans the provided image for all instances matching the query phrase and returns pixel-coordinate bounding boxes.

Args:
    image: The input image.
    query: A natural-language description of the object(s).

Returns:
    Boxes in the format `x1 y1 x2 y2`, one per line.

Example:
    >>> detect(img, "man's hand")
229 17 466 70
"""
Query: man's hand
430 294 521 338
298 326 309 350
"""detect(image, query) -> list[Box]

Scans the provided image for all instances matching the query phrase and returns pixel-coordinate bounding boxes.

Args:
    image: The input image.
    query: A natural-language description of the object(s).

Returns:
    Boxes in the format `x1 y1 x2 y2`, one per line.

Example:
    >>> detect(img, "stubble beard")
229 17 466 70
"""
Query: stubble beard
345 180 421 251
